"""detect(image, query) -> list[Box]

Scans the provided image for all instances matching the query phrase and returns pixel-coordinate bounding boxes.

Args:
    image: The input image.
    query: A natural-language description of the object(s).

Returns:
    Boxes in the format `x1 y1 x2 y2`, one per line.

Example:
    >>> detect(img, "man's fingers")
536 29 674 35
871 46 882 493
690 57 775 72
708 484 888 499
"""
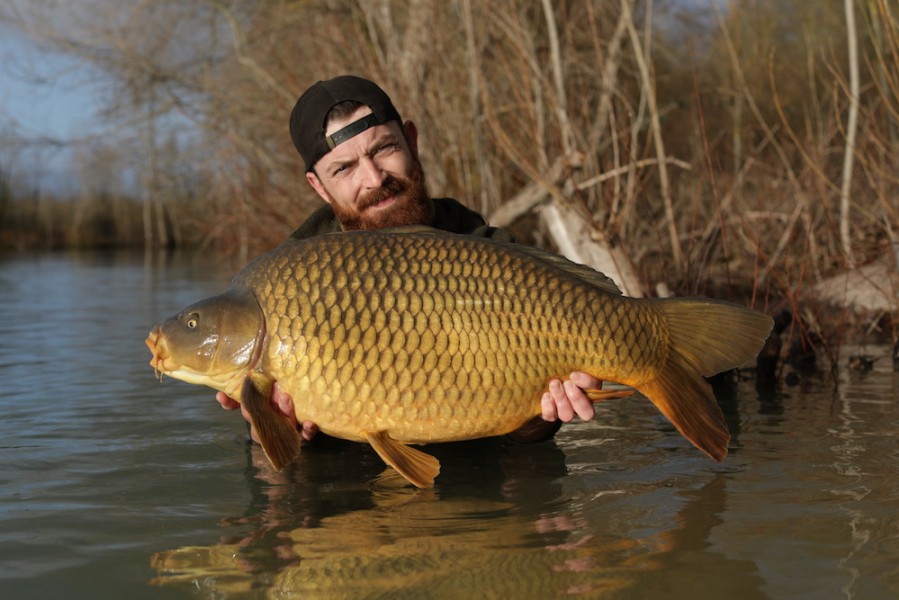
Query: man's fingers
563 380 595 421
541 393 557 422
542 375 601 423
300 421 319 442
570 371 602 390
271 382 296 419
550 379 575 422
216 391 240 410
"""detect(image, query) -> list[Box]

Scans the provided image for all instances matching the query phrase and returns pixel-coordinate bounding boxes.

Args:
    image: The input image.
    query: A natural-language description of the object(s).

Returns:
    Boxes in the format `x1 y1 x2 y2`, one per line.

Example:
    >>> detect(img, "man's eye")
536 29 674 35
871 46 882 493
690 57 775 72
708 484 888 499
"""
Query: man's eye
377 143 397 154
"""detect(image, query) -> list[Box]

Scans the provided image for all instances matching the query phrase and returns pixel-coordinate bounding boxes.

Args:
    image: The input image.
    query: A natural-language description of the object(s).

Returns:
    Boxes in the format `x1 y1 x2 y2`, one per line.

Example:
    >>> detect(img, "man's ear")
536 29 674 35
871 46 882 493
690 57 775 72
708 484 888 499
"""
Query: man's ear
306 171 331 204
402 120 419 157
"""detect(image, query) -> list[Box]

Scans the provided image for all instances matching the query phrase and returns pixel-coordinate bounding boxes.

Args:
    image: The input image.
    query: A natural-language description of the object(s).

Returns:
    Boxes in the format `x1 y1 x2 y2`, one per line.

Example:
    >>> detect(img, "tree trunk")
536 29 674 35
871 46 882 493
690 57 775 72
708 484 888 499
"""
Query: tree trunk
489 154 644 297
539 200 644 297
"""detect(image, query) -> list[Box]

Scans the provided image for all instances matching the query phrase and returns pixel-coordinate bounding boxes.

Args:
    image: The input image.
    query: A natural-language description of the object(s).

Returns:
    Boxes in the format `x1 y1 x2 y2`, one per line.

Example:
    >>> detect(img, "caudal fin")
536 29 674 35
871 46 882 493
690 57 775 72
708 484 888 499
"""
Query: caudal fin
639 299 773 461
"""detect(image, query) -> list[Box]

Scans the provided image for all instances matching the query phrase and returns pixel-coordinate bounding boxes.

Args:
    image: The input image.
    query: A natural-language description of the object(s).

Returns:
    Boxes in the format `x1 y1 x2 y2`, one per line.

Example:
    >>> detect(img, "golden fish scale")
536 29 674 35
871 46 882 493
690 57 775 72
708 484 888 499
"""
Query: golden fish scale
234 232 668 443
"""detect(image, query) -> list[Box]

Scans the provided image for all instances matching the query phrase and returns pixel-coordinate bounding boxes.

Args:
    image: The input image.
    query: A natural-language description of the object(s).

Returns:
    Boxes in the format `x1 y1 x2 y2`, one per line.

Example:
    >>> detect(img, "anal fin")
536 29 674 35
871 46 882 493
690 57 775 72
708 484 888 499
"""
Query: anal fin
365 431 440 489
241 373 301 470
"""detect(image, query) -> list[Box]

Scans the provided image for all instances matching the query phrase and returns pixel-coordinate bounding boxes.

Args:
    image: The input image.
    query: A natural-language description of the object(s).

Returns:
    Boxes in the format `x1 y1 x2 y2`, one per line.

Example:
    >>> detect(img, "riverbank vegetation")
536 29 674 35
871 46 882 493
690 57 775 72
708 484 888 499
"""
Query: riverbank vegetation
2 1 897 312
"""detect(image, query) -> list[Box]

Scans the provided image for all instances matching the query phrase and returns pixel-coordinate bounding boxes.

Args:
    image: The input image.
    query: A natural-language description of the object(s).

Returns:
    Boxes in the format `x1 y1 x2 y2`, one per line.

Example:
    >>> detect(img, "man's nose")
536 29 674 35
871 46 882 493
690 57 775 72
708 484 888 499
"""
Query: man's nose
359 157 387 188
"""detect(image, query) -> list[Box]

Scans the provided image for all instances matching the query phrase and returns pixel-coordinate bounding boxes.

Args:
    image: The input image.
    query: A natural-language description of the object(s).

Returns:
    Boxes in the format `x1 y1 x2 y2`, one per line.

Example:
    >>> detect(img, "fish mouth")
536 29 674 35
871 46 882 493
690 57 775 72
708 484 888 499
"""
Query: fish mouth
145 328 171 380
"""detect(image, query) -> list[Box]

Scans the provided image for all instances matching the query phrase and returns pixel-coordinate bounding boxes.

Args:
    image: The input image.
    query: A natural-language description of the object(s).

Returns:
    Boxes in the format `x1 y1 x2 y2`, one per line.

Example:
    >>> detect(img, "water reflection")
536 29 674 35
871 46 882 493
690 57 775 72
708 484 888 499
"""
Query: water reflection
150 436 770 598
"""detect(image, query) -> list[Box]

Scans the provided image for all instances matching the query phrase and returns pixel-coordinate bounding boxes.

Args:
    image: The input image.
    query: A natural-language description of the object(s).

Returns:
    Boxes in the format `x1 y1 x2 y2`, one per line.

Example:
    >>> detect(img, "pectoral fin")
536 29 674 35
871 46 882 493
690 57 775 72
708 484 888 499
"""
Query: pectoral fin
241 372 301 471
365 431 440 489
583 388 634 402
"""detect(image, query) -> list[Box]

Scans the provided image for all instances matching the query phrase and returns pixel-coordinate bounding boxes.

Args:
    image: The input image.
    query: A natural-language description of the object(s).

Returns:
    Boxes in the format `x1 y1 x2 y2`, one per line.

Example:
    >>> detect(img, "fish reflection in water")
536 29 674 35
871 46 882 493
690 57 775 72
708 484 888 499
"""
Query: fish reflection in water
150 438 763 598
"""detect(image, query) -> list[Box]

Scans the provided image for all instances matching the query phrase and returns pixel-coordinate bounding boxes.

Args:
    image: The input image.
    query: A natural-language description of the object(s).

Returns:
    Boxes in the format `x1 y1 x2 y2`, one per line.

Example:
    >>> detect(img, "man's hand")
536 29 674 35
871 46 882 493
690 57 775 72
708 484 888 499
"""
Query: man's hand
215 383 318 443
506 372 604 443
541 372 603 422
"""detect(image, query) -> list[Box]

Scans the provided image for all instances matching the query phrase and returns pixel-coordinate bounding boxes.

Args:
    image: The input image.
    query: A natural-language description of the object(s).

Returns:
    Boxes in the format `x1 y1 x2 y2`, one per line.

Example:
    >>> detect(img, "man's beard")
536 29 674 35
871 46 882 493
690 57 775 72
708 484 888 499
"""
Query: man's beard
330 159 435 231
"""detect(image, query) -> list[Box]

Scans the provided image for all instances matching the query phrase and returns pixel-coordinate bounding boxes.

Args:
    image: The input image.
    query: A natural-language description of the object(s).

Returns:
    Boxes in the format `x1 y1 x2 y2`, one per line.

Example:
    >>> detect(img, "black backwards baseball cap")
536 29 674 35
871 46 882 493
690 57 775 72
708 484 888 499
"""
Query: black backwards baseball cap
289 75 403 172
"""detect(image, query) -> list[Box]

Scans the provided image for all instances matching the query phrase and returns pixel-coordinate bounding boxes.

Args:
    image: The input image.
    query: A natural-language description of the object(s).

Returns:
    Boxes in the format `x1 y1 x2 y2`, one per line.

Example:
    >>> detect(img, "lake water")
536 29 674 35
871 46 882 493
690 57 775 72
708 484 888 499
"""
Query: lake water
1 249 897 599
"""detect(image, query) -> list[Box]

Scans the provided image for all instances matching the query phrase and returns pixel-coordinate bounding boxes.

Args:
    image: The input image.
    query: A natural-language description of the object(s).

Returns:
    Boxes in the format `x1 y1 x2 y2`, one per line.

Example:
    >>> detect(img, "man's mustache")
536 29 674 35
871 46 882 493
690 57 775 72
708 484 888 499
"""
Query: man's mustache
359 176 409 209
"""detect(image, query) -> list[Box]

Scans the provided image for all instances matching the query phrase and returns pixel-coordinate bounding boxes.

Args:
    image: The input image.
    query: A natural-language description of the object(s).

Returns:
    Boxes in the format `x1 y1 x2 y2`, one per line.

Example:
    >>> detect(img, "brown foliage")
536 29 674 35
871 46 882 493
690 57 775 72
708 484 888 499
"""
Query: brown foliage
2 0 898 301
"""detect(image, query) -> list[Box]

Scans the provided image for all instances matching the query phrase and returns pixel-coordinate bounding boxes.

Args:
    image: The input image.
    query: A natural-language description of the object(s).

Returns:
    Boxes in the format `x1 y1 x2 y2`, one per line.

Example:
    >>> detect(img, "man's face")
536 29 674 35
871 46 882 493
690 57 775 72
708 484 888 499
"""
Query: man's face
305 106 433 230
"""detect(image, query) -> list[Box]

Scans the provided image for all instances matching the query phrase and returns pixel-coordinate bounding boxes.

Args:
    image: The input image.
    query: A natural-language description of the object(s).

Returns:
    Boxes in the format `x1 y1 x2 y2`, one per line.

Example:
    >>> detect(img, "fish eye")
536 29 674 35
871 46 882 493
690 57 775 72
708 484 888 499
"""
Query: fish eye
186 313 199 328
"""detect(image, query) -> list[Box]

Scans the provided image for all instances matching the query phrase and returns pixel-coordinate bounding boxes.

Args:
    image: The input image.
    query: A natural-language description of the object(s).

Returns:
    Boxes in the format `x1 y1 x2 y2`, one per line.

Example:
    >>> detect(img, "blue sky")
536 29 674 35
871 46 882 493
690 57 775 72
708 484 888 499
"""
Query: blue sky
0 27 102 192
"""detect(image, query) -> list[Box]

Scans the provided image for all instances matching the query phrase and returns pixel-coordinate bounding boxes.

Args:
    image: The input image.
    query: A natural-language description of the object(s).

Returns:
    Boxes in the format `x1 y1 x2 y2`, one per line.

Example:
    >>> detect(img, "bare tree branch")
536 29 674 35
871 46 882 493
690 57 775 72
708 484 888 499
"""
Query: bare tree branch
621 0 682 271
840 0 860 266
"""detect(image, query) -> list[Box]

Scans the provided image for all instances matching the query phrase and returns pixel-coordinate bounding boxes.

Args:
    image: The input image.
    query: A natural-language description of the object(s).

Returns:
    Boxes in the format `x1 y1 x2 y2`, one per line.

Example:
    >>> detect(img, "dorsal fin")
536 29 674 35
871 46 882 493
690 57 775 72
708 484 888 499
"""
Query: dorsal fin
505 242 623 296
370 225 438 234
339 225 624 296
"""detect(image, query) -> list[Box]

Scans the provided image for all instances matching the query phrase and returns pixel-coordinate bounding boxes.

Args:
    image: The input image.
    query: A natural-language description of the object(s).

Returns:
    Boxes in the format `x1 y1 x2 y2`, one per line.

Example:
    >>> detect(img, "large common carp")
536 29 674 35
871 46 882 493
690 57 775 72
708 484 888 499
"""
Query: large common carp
146 227 773 487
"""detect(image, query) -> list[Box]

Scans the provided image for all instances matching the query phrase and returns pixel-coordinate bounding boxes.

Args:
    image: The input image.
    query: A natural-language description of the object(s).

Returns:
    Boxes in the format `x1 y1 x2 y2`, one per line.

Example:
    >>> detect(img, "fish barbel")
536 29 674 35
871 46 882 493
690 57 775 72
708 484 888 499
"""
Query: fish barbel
146 226 773 487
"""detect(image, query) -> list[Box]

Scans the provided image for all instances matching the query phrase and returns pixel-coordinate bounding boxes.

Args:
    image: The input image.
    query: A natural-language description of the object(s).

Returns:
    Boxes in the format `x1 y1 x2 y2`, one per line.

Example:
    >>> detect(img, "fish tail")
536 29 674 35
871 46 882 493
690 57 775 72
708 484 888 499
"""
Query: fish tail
638 299 773 461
